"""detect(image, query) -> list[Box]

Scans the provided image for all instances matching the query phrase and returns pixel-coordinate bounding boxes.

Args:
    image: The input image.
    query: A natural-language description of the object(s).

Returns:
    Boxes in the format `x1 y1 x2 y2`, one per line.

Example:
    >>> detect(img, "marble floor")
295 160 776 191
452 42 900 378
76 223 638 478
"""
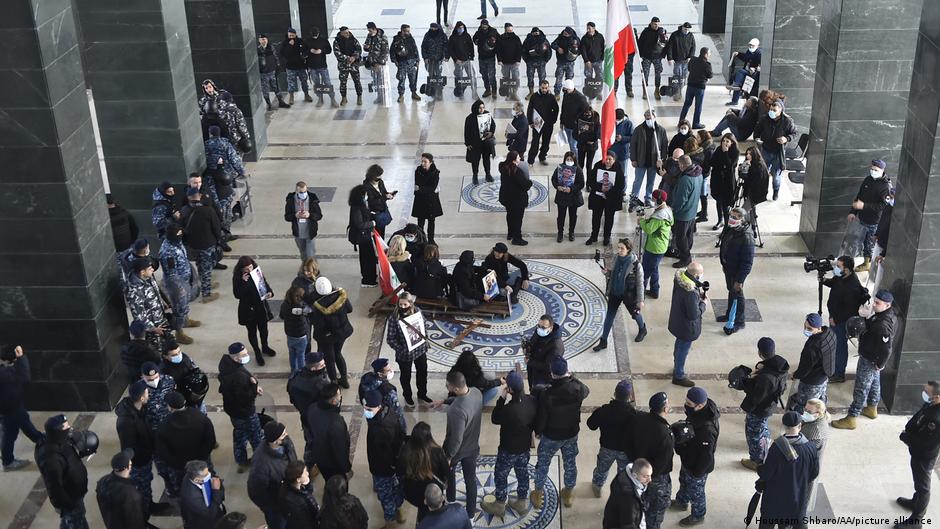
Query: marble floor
7 0 937 528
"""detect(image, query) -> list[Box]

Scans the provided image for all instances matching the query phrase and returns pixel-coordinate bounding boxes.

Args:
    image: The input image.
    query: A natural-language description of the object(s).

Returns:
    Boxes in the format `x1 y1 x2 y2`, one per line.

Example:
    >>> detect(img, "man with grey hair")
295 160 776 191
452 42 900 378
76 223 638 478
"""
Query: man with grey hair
417 483 472 528
603 458 652 528
717 206 755 333
629 109 668 208
178 460 225 529
669 262 707 387
442 371 483 517
670 154 703 268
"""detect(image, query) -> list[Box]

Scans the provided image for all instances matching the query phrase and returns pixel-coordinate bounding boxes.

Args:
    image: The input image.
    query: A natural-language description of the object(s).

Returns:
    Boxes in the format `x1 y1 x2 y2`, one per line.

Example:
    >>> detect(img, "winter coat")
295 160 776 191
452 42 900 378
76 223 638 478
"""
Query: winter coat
151 186 178 237
464 104 496 157
665 29 695 61
36 434 88 511
551 27 580 63
507 113 530 153
675 399 720 477
304 399 351 474
115 397 155 465
412 258 449 299
708 143 739 203
525 322 564 387
527 90 559 125
472 26 500 60
719 225 756 283
364 178 390 216
120 340 160 383
0 356 31 414
366 406 406 476
306 35 333 70
179 477 225 529
495 31 523 63
96 473 146 529
535 375 590 440
448 24 475 61
629 411 674 475
205 134 245 177
605 253 644 304
180 201 222 251
452 252 484 303
233 268 274 326
668 131 692 159
333 32 363 70
142 374 175 430
850 174 891 225
754 112 798 168
587 160 626 211
417 503 474 529
560 89 589 129
741 354 790 417
859 307 897 368
398 445 450 508
639 205 674 255
287 368 331 419
363 29 389 66
159 352 204 406
671 166 704 222
793 327 837 385
668 270 706 341
686 56 713 89
575 110 601 147
522 30 552 63
348 201 375 246
421 28 450 61
492 393 537 454
386 307 429 362
159 237 191 282
412 164 444 219
740 159 770 205
281 300 311 338
629 121 668 167
248 438 299 511
498 160 533 210
758 434 819 522
610 118 634 162
218 354 258 418
822 273 869 325
124 273 169 331
587 400 638 452
551 163 585 207
737 47 762 69
580 30 605 63
109 204 139 252
280 36 309 70
876 203 893 256
603 468 645 529
902 402 940 459
258 42 279 74
310 289 354 343
390 31 419 64
285 191 323 239
156 407 217 469
482 251 529 287
278 483 320 529
637 25 668 60
319 494 368 529
357 371 406 431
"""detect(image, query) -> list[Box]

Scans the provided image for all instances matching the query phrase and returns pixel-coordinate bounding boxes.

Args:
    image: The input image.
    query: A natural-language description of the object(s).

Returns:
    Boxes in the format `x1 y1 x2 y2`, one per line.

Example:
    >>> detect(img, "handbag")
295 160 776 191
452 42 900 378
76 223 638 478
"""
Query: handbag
375 209 393 227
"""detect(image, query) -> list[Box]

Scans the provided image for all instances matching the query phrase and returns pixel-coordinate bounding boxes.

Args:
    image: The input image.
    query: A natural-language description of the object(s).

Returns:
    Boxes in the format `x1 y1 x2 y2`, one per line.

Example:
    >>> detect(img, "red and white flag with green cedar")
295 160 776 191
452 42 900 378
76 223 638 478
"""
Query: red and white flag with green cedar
601 0 637 156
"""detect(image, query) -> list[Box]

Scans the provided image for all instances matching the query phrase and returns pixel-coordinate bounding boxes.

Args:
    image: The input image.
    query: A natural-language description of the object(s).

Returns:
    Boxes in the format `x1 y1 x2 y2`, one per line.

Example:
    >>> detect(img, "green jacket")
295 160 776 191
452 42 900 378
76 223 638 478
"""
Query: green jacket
639 205 674 255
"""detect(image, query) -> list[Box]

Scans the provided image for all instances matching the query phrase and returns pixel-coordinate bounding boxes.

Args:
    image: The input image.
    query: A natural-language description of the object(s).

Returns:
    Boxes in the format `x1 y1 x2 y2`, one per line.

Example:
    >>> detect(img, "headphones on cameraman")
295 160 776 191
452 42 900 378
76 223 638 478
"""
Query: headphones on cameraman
684 270 709 291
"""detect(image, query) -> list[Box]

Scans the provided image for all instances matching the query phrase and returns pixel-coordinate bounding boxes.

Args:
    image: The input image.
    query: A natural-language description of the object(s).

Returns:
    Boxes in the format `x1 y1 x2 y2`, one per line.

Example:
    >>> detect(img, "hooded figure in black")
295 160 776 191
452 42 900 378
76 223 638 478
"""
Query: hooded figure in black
522 27 551 93
464 99 497 183
452 250 486 309
421 23 450 100
36 415 89 525
524 315 564 388
472 20 500 97
448 21 475 98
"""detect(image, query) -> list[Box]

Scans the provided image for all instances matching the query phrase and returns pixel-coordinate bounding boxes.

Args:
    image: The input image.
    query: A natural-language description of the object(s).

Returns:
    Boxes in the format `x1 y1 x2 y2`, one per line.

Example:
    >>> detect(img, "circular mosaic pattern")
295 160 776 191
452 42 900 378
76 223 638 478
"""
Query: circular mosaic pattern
425 261 607 371
461 178 549 212
453 455 558 529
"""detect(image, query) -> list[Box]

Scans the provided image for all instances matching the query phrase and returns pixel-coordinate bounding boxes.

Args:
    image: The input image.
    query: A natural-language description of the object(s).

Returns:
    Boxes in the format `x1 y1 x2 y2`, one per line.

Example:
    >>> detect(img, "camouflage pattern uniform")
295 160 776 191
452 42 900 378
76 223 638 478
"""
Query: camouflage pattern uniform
848 356 881 417
151 186 177 237
390 31 420 96
591 446 631 489
124 273 172 352
219 96 250 148
421 28 449 99
333 32 363 97
675 467 708 518
744 412 770 463
144 373 177 499
364 29 389 98
493 449 530 502
231 414 264 465
644 473 672 529
372 475 404 521
159 237 193 330
358 372 406 431
534 435 579 490
204 136 244 234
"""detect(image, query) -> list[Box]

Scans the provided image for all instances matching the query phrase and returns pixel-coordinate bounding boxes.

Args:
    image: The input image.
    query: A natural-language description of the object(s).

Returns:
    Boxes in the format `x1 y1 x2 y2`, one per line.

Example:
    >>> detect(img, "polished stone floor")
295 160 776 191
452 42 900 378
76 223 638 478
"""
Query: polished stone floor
6 0 938 528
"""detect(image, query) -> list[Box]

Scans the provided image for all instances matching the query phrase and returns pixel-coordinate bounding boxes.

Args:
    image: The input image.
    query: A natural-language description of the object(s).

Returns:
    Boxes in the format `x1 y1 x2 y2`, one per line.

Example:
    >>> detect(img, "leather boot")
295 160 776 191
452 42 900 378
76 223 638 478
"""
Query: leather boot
529 489 544 509
525 88 534 100
508 497 529 515
184 317 201 328
861 405 878 419
277 96 290 108
831 415 857 430
340 96 348 105
175 331 194 345
654 86 661 100
411 91 421 101
481 498 506 517
560 487 574 508
303 91 313 102
626 88 634 98
357 95 363 105
288 92 294 105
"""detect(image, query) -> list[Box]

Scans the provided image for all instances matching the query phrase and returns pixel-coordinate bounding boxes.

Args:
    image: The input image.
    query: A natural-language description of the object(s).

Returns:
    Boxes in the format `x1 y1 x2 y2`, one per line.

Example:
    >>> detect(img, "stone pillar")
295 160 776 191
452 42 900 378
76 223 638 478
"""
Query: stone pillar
698 0 728 34
766 0 823 130
726 0 766 71
298 0 332 37
0 0 127 411
74 0 206 234
877 0 940 414
251 0 300 99
185 0 267 162
799 0 923 254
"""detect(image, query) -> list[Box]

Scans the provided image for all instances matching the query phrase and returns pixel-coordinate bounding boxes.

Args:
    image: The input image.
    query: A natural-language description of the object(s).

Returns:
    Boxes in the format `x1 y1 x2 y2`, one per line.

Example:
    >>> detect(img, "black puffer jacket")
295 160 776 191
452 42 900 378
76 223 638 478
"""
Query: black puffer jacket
279 35 308 70
303 400 350 474
741 354 790 417
587 399 638 452
522 29 551 63
629 411 673 476
248 438 299 512
472 25 500 60
551 27 580 63
421 27 450 61
115 397 154 465
156 407 216 470
675 399 720 477
448 23 474 61
686 56 713 89
390 31 419 63
793 327 837 385
218 354 258 418
278 483 320 529
366 406 406 476
36 429 88 511
560 89 589 129
859 307 898 368
580 30 605 63
412 258 449 299
535 375 590 440
603 468 645 529
496 31 523 63
310 289 354 342
525 323 564 387
665 28 695 61
109 204 139 252
823 273 869 325
96 473 146 529
287 368 331 418
850 174 891 225
637 25 667 60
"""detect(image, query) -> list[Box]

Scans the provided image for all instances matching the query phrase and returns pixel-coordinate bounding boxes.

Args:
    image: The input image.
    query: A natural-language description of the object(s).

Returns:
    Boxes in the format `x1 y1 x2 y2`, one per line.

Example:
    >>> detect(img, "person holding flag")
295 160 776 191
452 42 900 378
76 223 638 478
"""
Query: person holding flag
599 0 637 161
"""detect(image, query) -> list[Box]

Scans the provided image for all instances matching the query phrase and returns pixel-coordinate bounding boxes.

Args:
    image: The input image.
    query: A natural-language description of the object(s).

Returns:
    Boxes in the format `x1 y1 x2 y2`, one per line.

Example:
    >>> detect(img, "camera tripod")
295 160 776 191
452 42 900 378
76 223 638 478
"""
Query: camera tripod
715 176 765 248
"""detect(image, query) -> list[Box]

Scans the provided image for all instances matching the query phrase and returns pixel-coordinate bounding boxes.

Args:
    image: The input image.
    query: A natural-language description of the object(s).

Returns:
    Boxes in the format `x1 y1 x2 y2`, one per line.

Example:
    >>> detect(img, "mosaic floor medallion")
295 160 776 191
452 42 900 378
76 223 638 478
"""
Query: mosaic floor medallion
454 455 560 529
458 175 551 213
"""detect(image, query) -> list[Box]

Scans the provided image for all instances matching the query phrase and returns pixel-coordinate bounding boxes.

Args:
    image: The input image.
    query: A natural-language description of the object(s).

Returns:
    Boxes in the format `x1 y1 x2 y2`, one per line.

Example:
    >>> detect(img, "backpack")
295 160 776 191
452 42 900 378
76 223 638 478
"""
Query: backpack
727 364 752 390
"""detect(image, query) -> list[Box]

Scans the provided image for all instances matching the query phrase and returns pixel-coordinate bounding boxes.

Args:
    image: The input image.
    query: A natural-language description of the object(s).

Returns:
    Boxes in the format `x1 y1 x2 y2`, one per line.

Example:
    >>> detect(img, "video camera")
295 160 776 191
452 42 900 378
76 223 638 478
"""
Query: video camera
629 196 648 217
803 255 835 274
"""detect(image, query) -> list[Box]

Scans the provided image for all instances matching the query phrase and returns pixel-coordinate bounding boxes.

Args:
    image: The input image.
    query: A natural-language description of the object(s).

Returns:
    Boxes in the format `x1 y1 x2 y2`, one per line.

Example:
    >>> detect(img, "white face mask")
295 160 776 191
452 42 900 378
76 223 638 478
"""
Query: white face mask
169 354 183 364
924 391 933 403
748 45 757 52
679 128 689 135
645 119 655 127
886 198 895 206
801 411 816 423
297 191 308 200
404 235 416 242
564 160 575 166
363 409 377 419
536 327 550 337
803 329 814 338
870 169 883 179
239 355 251 365
768 110 778 119
384 370 395 382
727 218 741 228
145 378 159 389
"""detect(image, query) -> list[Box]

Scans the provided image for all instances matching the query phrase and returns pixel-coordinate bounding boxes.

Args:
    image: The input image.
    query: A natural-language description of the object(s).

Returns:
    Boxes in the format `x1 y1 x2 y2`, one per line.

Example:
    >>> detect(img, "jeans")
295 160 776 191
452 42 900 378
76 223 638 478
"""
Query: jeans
745 412 770 463
672 60 689 83
482 386 500 404
723 272 746 325
641 57 664 87
57 500 89 529
287 335 307 373
500 63 520 98
528 123 554 163
711 115 744 141
1 407 43 466
294 237 316 261
761 147 784 194
848 356 881 416
832 321 848 377
262 509 287 529
526 60 547 88
493 449 530 502
535 435 579 490
601 295 645 340
632 166 658 201
642 251 664 294
562 127 578 158
230 413 264 465
591 446 630 488
679 86 705 125
446 455 479 515
480 0 498 16
309 67 336 101
673 338 692 379
554 61 575 95
397 354 428 398
480 57 497 92
730 68 750 104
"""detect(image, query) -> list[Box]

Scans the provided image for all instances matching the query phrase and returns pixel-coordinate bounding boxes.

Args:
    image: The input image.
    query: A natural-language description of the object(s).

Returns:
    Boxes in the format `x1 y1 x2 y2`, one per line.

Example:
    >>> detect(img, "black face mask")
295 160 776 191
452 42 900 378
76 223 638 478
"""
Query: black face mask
684 405 696 416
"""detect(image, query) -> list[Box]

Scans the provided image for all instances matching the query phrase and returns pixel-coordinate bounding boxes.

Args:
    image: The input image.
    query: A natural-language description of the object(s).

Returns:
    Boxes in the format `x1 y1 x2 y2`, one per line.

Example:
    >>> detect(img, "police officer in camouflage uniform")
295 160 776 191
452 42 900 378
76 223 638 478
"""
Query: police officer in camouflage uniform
333 26 363 106
896 381 940 528
159 223 196 345
218 91 251 151
672 387 719 526
204 125 245 238
219 342 265 473
279 28 311 104
358 359 406 432
257 34 289 110
363 389 406 528
390 25 421 103
522 27 550 98
421 23 450 101
151 181 179 238
483 371 536 517
631 391 674 529
179 187 223 303
124 258 173 353
140 361 178 502
364 22 390 105
551 27 580 97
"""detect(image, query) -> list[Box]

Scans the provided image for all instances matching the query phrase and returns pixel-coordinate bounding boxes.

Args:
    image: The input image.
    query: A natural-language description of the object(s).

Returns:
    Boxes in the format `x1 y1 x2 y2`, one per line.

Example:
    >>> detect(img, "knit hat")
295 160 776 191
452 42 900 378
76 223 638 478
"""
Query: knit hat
132 257 153 273
128 380 149 401
305 351 324 365
45 414 68 431
757 337 775 355
504 22 513 28
111 449 134 471
805 313 823 328
132 238 149 252
782 411 802 427
165 391 186 410
875 290 894 303
363 389 383 408
140 362 159 377
871 159 887 170
228 342 246 355
207 125 221 137
687 387 707 405
562 79 575 91
550 357 569 377
493 242 508 253
652 189 668 203
506 371 524 393
682 22 692 28
315 276 333 295
615 379 633 401
372 358 389 372
264 421 286 443
129 320 147 337
367 21 377 29
649 392 668 412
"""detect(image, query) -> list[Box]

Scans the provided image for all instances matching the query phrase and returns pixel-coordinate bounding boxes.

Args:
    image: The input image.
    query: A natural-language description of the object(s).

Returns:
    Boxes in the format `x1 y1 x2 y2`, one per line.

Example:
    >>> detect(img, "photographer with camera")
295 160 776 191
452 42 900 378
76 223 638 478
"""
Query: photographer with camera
738 337 789 471
717 207 755 334
593 239 648 351
668 262 708 387
36 414 92 528
821 255 870 383
832 290 898 431
638 189 674 299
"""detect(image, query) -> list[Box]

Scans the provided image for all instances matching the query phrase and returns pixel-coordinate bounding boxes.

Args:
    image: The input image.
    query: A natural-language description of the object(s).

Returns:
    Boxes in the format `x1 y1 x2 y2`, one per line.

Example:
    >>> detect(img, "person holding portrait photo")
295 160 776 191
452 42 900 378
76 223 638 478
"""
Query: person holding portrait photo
464 100 497 184
232 256 276 366
585 152 626 247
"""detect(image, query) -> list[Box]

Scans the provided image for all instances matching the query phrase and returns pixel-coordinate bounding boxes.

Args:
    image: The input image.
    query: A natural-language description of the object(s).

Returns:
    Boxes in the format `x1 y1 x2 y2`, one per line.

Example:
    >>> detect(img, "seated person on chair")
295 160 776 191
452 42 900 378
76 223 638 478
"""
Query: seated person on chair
727 38 761 106
711 96 758 142
483 242 530 303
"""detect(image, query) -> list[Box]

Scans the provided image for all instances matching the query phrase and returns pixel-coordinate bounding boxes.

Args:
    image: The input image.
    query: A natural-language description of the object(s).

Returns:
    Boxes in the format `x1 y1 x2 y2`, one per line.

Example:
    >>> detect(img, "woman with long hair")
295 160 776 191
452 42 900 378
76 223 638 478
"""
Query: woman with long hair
464 99 496 184
277 461 319 529
412 153 443 244
386 234 415 288
279 286 309 373
348 185 378 287
497 150 533 246
411 243 448 299
709 133 739 230
450 350 502 404
551 150 585 242
364 164 396 238
232 256 275 365
740 146 770 228
319 474 368 529
397 422 450 522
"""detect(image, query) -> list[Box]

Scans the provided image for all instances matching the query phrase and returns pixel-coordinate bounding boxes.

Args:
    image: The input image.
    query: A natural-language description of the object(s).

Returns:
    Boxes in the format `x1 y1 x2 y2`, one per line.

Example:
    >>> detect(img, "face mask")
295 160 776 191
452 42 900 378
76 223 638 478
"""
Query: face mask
564 161 575 166
832 265 843 277
145 378 159 388
404 235 416 242
684 405 696 416
748 46 757 52
363 409 377 420
169 355 183 364
727 218 741 228
239 355 251 365
273 445 286 456
297 191 308 200
923 391 932 403
886 198 895 206
768 110 778 119
870 170 883 179
457 28 465 34
803 329 814 338
384 370 395 382
645 119 655 127
801 412 817 423
680 128 689 135
536 327 550 337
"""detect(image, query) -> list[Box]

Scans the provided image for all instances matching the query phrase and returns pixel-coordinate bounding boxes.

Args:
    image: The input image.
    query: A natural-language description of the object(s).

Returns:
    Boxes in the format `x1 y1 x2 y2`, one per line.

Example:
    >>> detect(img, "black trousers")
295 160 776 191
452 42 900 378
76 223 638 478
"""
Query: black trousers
397 355 428 398
358 240 377 284
556 204 578 234
673 219 695 262
446 456 478 516
417 217 436 242
590 207 616 240
714 198 731 226
470 152 492 177
528 123 554 163
724 272 746 324
435 0 449 24
317 337 348 380
506 206 525 240
577 143 597 171
911 453 937 516
244 321 270 355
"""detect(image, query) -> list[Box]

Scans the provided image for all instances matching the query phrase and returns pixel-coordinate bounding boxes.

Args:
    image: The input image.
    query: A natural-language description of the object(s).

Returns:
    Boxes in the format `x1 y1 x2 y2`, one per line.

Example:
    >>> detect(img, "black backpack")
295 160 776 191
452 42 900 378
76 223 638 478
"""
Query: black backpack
727 364 751 390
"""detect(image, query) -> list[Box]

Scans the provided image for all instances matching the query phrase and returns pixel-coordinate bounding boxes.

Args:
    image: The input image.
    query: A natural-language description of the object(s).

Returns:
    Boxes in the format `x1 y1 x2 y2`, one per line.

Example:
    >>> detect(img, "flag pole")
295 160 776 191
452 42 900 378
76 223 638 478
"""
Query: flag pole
624 4 664 165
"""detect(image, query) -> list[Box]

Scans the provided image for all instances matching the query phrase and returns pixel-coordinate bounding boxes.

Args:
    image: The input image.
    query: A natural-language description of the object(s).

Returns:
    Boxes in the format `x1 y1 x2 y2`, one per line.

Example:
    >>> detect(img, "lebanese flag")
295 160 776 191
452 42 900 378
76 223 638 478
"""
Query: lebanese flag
373 229 400 297
601 0 637 156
